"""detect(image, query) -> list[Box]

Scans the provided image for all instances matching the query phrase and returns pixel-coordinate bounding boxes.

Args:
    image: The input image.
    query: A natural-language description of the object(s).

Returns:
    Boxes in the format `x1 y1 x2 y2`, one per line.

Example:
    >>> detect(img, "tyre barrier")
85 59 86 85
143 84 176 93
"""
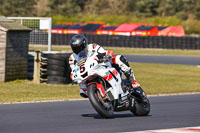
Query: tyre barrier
28 53 34 80
40 52 72 84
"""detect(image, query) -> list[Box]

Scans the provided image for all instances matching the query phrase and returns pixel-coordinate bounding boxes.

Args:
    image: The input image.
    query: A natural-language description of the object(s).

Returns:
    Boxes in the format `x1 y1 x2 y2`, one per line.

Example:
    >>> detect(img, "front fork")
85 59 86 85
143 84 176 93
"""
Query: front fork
88 82 106 98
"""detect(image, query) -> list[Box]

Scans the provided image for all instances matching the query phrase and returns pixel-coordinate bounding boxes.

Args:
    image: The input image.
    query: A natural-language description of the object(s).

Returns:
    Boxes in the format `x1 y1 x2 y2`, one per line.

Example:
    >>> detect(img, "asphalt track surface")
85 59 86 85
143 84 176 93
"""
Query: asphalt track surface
124 54 200 65
0 94 200 133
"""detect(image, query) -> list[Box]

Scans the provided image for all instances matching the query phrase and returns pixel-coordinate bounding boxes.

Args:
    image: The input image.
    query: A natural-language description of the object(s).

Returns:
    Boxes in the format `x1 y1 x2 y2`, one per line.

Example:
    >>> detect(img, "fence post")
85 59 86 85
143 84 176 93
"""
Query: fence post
48 17 52 52
33 50 41 84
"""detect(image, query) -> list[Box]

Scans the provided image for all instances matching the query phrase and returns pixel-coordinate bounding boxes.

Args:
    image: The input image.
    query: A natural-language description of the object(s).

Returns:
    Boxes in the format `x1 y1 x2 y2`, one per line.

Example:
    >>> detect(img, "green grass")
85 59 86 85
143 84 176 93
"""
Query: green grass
29 45 200 56
0 80 80 103
0 63 200 103
107 47 200 56
132 63 200 95
29 45 72 52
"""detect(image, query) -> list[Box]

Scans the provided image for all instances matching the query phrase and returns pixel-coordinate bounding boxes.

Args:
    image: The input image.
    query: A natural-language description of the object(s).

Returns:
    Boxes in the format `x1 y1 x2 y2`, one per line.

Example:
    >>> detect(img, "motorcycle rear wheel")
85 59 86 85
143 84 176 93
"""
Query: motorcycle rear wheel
130 98 150 116
88 84 114 118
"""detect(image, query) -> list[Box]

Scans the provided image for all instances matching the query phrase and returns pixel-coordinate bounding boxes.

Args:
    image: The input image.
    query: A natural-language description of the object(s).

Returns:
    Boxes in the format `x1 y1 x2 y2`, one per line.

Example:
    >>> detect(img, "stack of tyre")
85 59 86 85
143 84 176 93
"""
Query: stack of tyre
40 53 48 83
39 52 72 84
47 53 72 84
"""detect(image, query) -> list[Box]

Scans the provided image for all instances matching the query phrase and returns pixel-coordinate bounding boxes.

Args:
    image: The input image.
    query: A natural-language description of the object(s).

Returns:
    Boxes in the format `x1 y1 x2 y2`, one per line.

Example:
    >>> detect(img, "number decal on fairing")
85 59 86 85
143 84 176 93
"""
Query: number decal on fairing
79 63 88 78
90 63 95 68
79 64 85 73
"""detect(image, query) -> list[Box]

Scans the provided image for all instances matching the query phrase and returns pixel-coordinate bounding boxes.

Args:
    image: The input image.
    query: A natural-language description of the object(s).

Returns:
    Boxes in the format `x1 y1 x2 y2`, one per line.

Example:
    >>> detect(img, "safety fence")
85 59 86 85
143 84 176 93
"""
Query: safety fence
28 33 200 49
47 34 200 50
7 17 52 51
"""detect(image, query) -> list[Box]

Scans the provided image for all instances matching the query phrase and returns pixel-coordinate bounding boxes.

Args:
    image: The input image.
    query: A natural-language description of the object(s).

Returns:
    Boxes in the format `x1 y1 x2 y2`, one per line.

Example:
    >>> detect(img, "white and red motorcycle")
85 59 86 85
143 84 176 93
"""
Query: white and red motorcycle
72 50 150 118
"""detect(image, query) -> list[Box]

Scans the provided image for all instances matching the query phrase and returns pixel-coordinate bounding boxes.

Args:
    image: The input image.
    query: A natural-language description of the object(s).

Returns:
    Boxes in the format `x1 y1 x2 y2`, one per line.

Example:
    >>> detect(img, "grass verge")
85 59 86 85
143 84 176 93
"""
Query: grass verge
29 45 200 56
0 63 200 103
0 80 80 103
132 63 200 94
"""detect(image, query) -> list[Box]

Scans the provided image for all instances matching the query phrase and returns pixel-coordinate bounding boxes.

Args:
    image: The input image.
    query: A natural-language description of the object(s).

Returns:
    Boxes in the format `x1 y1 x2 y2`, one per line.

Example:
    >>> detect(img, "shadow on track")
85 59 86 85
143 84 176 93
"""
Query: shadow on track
82 113 152 119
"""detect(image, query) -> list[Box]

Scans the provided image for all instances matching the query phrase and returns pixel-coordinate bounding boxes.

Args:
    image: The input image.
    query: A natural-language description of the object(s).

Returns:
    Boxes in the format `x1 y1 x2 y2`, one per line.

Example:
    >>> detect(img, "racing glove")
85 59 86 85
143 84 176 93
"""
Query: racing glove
98 54 112 63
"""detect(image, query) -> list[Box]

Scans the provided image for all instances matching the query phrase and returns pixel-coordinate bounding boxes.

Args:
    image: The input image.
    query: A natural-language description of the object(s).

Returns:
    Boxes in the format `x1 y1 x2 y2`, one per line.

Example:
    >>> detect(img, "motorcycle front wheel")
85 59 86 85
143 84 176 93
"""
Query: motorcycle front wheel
88 84 114 118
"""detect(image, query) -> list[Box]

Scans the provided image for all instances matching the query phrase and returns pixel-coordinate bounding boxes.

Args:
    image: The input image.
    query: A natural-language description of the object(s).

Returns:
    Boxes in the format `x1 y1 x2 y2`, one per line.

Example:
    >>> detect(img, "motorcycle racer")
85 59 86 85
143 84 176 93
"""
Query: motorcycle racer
68 34 145 99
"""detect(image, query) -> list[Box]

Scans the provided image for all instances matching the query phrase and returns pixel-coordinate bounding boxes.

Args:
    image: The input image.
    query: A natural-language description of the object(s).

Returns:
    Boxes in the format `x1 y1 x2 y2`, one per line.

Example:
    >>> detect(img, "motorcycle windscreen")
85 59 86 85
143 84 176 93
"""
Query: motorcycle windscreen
77 49 88 63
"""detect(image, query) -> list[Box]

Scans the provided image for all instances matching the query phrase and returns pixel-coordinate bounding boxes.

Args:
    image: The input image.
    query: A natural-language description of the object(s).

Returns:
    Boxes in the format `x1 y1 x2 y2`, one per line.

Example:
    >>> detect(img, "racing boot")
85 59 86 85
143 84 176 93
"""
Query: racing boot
131 86 148 101
80 88 88 98
124 69 147 101
113 55 147 101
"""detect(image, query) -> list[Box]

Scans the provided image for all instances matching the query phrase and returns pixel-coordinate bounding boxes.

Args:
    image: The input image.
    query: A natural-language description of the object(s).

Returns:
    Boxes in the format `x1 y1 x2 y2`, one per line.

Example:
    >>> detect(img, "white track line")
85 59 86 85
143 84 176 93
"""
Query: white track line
122 126 200 133
0 99 88 105
149 92 200 97
0 92 200 105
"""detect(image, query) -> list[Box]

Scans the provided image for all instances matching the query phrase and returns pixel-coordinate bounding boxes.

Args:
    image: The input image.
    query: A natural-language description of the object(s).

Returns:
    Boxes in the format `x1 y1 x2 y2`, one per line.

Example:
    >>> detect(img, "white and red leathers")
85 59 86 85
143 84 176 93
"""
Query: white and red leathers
69 43 140 97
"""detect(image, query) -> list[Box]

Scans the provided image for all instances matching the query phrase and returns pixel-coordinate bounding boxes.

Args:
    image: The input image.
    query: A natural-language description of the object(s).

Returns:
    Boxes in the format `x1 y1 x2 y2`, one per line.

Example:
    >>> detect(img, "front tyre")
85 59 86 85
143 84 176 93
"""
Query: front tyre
88 84 114 118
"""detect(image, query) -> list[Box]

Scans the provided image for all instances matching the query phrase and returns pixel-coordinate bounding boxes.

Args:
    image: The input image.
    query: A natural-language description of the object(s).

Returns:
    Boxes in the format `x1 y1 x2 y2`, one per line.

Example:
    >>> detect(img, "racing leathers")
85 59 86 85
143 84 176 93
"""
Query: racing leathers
69 43 140 98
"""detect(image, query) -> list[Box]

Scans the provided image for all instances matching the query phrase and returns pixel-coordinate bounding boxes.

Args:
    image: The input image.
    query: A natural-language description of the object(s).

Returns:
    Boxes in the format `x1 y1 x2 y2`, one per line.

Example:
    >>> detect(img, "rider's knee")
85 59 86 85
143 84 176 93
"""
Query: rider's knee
114 55 130 67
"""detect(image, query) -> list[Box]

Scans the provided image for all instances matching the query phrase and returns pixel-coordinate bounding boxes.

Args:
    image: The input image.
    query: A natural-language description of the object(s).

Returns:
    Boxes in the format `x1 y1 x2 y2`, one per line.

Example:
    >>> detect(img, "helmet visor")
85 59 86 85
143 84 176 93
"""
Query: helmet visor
71 45 85 55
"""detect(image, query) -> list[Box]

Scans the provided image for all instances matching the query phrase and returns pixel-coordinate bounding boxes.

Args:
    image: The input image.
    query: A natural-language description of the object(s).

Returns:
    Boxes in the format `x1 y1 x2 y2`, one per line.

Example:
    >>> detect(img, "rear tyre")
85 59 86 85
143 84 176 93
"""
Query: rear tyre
88 84 114 118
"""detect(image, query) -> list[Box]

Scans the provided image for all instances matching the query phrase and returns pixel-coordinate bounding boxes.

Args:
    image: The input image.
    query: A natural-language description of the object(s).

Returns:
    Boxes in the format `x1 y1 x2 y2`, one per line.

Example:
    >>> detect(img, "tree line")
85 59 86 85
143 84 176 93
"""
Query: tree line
0 0 200 20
